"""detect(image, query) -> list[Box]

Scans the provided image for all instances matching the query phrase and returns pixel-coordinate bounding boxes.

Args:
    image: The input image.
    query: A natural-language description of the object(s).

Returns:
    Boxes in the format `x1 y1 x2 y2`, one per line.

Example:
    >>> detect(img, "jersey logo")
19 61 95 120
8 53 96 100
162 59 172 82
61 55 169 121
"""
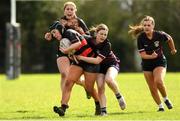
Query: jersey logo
144 45 148 47
154 41 159 47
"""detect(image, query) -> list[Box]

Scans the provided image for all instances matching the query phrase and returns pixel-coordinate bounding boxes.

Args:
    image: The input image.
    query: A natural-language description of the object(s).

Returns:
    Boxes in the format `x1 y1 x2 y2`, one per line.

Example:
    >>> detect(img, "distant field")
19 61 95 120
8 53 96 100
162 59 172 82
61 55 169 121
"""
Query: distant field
0 73 180 120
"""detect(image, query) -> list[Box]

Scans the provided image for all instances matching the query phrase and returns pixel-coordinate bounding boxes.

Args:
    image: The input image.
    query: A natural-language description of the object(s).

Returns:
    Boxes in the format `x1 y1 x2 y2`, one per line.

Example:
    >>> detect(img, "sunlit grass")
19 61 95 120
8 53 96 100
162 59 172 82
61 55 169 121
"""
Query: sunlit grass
0 73 180 120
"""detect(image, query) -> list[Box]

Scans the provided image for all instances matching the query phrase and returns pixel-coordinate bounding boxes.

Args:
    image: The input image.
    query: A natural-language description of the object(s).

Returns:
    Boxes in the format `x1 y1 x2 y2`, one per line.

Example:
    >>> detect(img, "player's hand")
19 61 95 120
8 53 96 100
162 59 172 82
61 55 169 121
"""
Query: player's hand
72 55 79 64
75 26 85 35
60 19 68 26
151 51 158 59
44 32 52 41
76 55 82 60
171 49 177 55
59 47 68 54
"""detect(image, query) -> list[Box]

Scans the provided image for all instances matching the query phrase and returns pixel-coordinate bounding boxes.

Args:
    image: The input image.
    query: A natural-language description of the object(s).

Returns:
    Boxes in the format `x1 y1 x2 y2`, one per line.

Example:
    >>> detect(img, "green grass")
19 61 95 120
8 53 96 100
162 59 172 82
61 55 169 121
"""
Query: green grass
0 73 180 120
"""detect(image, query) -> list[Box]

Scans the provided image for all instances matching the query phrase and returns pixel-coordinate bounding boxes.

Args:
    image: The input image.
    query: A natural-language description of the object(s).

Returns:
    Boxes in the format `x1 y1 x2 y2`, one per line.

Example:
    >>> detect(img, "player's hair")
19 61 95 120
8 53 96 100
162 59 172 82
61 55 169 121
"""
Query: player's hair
63 1 77 11
128 15 155 39
89 23 109 37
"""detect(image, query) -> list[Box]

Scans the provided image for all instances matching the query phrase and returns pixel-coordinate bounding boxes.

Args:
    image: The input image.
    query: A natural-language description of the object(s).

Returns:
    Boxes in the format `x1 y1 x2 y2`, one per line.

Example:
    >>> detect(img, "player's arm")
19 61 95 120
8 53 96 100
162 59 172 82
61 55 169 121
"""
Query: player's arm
77 55 103 64
139 51 158 59
60 30 82 54
60 40 81 54
78 18 90 35
137 36 158 59
166 36 177 55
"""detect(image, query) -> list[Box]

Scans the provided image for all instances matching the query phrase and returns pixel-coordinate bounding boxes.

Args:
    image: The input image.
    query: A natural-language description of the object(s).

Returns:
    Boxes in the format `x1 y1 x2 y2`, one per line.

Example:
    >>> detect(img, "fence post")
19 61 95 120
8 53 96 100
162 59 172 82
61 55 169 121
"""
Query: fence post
5 23 21 80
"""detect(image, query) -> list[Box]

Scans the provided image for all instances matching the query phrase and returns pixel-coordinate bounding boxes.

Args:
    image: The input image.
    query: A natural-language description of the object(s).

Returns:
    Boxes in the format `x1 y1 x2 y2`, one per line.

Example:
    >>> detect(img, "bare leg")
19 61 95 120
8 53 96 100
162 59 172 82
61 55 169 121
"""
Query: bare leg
105 67 126 110
84 71 101 115
84 72 99 101
54 65 83 116
153 67 173 109
96 73 106 108
153 67 167 98
105 67 119 94
144 71 162 105
56 57 70 92
61 65 83 105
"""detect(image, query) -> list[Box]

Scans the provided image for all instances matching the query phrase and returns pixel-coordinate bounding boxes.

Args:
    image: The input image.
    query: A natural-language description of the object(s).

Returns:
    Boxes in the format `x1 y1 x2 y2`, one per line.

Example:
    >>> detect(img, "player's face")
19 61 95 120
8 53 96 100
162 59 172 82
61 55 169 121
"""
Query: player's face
64 4 76 20
96 29 108 43
51 29 62 40
143 20 154 34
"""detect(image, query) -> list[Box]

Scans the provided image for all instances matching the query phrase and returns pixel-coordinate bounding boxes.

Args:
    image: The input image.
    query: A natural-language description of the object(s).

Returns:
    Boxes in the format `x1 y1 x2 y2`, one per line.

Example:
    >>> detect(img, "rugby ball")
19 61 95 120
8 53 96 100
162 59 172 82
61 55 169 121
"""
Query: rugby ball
59 38 71 49
59 38 76 55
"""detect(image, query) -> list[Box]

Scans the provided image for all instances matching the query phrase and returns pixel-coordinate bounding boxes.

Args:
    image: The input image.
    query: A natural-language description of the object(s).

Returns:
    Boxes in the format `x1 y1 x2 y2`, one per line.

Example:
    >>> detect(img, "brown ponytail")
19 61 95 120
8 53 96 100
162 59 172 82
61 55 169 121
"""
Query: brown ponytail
89 24 109 37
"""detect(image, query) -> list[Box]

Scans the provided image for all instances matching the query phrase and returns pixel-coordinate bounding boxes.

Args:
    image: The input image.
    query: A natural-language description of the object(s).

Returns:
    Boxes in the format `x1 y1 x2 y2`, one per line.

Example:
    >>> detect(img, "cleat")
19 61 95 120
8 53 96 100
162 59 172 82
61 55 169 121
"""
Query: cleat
118 96 126 110
53 106 65 116
100 112 107 116
164 100 173 109
157 108 165 112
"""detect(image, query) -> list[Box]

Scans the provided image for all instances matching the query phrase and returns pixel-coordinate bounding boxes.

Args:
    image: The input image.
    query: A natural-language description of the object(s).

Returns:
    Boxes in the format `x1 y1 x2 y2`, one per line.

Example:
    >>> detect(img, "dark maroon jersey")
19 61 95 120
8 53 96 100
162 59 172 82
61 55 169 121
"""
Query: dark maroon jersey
137 31 169 61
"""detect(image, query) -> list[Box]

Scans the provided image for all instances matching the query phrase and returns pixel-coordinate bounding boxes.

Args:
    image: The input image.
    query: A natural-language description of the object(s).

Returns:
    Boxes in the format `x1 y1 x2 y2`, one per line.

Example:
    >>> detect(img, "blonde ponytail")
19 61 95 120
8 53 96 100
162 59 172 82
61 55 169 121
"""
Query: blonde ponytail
128 25 144 39
128 15 155 39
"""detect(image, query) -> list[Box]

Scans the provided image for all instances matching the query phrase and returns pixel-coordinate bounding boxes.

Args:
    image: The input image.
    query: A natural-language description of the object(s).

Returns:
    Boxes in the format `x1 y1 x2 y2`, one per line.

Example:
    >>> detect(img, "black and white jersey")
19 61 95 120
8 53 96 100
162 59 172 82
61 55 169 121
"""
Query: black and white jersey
85 37 120 65
63 29 82 44
137 31 169 60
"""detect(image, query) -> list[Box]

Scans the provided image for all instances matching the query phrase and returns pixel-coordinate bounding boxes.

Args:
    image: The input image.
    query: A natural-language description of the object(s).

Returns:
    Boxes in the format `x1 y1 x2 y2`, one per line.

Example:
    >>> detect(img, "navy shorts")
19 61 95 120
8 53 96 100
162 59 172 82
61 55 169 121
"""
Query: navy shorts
72 61 100 73
142 58 167 71
56 51 68 58
99 60 120 74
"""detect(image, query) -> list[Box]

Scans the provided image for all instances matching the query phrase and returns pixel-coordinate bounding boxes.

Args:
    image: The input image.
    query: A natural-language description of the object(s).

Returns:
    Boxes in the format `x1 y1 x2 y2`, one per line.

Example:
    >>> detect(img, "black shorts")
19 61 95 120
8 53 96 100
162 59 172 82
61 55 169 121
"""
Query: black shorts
99 60 120 74
142 58 167 71
72 61 100 73
56 51 68 58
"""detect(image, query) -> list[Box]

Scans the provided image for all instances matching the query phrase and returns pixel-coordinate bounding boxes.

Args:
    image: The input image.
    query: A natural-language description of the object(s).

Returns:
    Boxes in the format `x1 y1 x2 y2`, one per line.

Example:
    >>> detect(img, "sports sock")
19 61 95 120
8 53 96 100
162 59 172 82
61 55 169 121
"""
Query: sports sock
163 96 168 102
61 104 69 112
115 93 122 99
101 107 107 113
95 101 100 107
158 103 164 109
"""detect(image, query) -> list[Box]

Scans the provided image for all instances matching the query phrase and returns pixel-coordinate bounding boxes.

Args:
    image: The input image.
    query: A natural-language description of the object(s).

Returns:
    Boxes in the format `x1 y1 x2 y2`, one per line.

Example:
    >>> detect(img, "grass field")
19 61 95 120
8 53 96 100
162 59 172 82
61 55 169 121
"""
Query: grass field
0 73 180 120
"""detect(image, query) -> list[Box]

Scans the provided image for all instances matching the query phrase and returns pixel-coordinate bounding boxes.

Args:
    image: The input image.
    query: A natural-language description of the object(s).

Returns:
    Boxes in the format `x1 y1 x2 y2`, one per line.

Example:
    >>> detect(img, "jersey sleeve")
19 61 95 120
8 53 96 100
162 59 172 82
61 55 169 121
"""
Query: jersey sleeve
97 42 111 59
137 36 145 53
64 30 82 44
159 31 170 42
78 18 90 35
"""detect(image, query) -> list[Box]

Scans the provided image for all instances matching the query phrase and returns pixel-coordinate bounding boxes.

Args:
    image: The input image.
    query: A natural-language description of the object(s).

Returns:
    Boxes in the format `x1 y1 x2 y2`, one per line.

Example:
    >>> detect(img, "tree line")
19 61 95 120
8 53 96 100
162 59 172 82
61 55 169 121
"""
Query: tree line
0 0 179 73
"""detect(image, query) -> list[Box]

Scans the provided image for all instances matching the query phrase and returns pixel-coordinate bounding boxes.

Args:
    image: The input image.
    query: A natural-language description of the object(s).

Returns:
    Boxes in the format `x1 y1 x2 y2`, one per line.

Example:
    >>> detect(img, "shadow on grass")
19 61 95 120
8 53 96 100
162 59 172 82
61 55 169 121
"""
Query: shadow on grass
0 110 47 119
16 110 34 113
3 110 35 113
109 111 150 115
75 111 150 118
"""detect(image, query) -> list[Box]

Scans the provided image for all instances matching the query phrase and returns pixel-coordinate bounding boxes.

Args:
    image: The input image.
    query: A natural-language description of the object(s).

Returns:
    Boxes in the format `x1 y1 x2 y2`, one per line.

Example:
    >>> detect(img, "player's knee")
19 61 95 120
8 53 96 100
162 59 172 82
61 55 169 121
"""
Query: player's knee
98 87 105 95
149 86 158 95
105 77 113 85
156 80 164 88
61 72 68 80
86 86 94 94
64 79 74 90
